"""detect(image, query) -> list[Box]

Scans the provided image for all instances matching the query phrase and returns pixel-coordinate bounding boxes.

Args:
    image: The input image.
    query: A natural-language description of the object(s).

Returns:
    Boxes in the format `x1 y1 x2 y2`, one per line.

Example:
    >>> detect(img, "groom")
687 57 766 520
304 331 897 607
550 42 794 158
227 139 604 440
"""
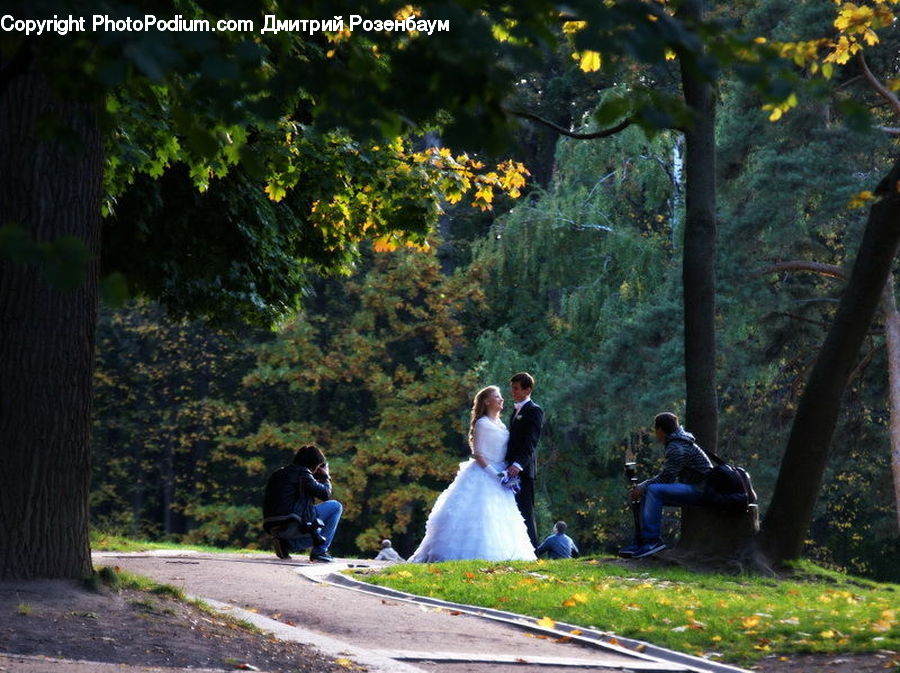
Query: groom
505 372 543 546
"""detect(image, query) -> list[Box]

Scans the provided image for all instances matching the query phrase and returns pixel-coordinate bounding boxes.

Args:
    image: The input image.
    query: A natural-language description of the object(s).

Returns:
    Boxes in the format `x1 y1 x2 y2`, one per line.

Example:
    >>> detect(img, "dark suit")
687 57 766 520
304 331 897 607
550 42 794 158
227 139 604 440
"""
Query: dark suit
507 400 543 546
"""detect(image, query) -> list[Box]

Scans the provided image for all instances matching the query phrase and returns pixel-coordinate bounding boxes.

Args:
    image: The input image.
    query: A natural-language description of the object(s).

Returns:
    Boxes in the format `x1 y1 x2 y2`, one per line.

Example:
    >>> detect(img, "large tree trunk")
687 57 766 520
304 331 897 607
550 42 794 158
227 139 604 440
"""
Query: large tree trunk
0 56 102 579
671 0 723 560
678 0 718 454
880 274 900 533
759 157 900 565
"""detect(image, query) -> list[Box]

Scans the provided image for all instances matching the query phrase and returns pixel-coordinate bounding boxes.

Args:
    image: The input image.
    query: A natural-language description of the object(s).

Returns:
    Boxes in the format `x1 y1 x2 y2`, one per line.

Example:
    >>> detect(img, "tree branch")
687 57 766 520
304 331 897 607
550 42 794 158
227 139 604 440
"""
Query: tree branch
858 52 900 120
879 127 900 136
506 108 633 140
760 260 847 281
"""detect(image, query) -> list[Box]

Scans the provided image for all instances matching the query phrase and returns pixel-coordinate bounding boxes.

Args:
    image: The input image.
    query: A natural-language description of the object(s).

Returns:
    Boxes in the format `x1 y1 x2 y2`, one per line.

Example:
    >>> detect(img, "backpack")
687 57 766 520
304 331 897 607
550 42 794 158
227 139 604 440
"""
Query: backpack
701 450 758 513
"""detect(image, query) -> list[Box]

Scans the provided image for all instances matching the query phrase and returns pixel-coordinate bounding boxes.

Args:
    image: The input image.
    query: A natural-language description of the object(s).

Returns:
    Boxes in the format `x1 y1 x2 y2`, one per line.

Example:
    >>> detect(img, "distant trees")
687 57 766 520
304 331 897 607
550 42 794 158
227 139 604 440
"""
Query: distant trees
0 0 533 579
4 0 896 579
91 244 484 555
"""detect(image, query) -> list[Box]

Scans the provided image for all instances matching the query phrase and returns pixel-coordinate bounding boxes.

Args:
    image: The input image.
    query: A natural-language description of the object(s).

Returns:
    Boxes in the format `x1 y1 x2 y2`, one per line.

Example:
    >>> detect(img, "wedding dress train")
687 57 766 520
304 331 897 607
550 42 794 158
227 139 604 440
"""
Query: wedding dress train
409 416 537 562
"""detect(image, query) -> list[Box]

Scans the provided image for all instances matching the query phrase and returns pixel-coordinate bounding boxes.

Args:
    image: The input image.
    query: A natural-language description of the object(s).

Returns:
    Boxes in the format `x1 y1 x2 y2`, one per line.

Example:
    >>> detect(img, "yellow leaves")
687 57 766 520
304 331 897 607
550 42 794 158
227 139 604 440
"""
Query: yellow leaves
834 2 876 32
825 35 856 64
394 5 420 21
412 148 528 211
264 182 287 202
572 50 602 73
327 28 352 44
869 608 896 632
768 0 897 110
474 184 495 207
561 593 589 607
536 616 557 629
848 190 875 208
820 629 835 639
762 93 798 121
373 236 400 253
562 20 587 34
777 39 827 68
741 615 761 629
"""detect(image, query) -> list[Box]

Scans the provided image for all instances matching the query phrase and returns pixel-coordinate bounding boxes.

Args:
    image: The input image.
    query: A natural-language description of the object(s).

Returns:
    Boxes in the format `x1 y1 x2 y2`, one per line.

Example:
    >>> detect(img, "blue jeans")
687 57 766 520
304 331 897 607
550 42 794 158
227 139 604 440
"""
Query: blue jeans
640 483 705 542
289 500 342 554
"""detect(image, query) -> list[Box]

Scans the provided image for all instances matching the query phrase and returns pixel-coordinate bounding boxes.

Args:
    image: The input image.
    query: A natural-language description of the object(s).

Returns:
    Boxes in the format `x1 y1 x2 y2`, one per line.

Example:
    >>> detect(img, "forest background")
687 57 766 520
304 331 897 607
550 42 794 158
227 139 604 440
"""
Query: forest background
87 0 900 581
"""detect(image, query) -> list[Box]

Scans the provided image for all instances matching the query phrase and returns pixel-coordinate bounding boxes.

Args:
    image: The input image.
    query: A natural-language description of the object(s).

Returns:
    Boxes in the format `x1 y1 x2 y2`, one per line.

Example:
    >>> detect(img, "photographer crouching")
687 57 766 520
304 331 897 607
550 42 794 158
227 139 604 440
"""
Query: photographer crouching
263 444 343 563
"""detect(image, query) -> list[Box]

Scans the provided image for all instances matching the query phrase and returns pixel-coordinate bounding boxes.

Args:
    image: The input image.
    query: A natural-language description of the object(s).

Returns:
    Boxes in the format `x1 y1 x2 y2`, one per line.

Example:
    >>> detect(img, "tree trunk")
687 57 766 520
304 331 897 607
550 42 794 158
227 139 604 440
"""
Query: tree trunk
678 0 719 453
880 274 900 533
759 157 900 564
674 506 762 571
670 0 723 559
760 261 900 533
0 57 102 579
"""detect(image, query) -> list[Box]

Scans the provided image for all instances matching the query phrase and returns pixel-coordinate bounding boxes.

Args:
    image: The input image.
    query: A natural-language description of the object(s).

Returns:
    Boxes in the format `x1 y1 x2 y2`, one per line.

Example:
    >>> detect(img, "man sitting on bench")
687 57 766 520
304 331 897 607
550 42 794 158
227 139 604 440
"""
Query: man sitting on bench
621 412 713 559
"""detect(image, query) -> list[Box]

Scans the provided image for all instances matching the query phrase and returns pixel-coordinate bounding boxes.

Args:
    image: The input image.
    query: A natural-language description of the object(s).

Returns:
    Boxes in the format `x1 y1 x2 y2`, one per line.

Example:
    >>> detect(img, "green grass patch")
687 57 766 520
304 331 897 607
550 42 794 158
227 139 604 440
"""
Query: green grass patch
89 565 261 635
90 531 254 555
87 565 187 601
355 558 899 665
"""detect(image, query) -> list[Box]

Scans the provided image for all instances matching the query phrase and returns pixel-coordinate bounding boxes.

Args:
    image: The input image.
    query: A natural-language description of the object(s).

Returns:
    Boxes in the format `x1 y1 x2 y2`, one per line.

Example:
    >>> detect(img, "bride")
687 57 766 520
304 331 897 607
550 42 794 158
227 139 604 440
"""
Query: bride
409 385 537 562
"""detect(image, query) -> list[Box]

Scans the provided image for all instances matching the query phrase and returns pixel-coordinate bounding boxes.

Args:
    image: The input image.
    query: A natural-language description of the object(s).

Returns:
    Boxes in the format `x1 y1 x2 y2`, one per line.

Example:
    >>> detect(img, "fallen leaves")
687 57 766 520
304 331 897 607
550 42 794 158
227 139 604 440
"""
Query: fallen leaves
561 593 589 608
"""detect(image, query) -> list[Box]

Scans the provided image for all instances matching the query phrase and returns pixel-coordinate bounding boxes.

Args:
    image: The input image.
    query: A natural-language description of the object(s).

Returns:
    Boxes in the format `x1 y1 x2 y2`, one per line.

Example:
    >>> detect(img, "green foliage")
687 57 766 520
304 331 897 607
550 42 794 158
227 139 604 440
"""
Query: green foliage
361 559 900 664
179 505 264 549
466 122 688 546
91 301 258 541
711 0 898 579
84 0 900 578
91 243 484 553
237 243 485 552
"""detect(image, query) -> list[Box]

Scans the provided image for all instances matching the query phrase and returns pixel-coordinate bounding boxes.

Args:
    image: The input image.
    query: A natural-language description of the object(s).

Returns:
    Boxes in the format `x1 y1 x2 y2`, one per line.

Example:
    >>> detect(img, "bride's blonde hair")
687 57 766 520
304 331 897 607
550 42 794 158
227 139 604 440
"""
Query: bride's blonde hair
468 385 499 449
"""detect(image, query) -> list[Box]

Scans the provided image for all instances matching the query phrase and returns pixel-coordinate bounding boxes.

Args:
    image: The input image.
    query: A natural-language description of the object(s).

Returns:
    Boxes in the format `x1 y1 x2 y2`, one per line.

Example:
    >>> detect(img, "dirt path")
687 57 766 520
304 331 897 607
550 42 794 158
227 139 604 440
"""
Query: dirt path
5 551 890 673
95 551 702 673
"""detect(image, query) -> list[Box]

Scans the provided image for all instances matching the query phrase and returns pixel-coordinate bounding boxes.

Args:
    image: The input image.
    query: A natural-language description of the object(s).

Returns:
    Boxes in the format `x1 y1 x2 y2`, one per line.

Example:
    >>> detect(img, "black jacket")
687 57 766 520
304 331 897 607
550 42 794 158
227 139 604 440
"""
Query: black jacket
263 464 332 523
506 400 543 479
640 428 713 488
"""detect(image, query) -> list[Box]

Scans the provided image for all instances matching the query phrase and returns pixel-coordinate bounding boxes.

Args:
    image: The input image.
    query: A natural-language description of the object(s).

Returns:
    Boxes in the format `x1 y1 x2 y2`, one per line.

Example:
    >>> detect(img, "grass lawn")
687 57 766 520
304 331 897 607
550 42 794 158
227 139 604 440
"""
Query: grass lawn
89 531 257 555
354 558 899 665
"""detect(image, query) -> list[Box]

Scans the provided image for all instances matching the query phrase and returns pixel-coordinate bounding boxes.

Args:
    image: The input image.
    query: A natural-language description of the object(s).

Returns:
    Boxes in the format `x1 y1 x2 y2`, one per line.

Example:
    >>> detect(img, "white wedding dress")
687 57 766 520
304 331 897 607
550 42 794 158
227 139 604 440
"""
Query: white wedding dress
409 416 537 562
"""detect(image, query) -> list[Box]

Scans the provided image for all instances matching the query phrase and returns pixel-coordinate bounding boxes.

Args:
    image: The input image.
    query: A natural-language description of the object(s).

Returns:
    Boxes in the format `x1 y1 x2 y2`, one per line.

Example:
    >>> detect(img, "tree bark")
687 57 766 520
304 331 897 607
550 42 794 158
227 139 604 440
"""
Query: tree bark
759 157 900 564
0 57 102 579
678 0 719 453
881 274 900 533
674 506 762 571
761 261 900 532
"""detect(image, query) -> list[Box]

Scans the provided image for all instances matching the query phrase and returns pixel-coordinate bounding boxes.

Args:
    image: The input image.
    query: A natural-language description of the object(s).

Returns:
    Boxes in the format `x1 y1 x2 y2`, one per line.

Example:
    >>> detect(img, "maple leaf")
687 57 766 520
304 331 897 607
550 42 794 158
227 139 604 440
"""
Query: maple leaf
578 50 602 73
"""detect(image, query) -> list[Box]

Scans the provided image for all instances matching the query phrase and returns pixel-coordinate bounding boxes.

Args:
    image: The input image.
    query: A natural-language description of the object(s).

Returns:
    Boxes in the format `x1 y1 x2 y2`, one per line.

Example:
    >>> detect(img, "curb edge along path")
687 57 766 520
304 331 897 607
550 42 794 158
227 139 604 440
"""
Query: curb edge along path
194 596 427 673
300 562 752 673
95 552 751 673
93 551 424 673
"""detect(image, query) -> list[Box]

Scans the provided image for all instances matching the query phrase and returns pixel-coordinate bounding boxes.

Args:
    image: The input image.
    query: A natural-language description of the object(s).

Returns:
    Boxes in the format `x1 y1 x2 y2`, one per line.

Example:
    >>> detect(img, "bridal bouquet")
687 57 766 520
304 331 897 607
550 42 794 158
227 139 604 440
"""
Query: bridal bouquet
497 470 522 494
